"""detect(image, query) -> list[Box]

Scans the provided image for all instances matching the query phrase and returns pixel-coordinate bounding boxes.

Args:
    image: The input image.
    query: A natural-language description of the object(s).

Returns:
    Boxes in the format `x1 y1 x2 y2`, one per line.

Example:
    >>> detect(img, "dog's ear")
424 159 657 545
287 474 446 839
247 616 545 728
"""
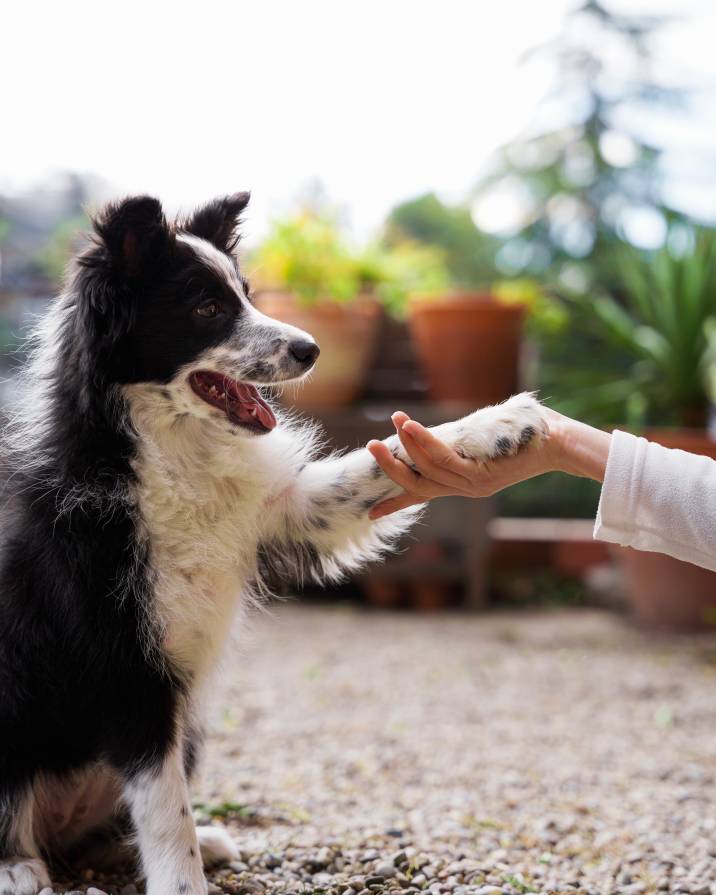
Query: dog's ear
183 192 250 253
93 195 172 279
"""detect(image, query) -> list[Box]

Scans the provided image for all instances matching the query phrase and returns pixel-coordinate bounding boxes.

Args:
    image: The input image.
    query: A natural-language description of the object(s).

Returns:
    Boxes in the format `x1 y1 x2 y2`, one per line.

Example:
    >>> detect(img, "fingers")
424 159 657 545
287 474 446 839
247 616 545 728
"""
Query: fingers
392 421 473 490
401 420 476 480
369 492 424 520
391 410 411 430
366 439 422 492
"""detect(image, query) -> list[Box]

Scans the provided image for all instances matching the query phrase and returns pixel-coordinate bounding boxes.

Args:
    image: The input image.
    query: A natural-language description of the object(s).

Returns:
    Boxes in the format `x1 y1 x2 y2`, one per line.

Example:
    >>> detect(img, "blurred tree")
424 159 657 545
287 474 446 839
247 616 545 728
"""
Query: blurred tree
383 192 501 287
36 213 90 284
473 0 683 288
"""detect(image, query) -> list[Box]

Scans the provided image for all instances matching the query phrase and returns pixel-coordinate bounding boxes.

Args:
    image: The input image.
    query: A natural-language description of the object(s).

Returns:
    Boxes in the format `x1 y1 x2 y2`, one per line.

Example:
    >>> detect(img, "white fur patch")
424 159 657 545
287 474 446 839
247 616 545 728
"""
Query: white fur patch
197 825 239 866
0 858 52 895
124 377 314 679
123 748 205 894
177 232 243 293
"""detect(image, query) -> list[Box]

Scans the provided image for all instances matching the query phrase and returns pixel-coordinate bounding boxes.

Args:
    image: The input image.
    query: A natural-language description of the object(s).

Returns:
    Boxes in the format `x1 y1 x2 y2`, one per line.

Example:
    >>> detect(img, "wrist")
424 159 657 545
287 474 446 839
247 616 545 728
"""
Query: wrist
547 412 611 482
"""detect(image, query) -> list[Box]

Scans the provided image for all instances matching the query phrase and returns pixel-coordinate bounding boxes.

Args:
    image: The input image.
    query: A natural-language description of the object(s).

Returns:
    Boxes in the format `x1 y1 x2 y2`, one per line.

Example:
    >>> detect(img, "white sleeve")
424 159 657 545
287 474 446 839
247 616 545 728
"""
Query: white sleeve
594 429 716 571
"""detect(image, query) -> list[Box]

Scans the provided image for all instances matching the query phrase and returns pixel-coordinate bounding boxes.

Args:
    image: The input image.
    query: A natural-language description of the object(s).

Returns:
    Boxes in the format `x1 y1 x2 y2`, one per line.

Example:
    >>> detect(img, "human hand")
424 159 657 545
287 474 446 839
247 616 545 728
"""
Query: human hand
366 406 607 520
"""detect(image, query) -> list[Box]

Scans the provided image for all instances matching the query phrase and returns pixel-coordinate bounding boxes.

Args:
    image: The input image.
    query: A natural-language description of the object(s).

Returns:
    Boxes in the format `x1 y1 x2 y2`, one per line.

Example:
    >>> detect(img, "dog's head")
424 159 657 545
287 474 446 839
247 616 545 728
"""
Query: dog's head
78 194 318 436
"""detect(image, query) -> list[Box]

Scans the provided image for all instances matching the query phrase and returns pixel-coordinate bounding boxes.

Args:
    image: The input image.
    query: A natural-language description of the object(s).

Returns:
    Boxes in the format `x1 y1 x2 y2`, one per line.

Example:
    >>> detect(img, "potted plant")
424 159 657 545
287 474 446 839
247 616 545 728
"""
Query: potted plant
404 278 563 408
250 211 381 409
585 226 716 629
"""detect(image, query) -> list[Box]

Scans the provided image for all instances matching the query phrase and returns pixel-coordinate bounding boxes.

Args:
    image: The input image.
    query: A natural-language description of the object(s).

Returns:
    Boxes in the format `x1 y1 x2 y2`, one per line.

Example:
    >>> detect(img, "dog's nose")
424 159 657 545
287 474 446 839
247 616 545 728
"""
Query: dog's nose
289 338 320 366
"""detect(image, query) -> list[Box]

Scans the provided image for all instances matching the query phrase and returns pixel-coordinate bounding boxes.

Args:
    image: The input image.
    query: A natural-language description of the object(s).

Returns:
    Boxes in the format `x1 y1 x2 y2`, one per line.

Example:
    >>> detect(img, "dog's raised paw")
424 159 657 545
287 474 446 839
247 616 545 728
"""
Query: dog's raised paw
450 393 549 463
0 858 51 895
485 394 548 460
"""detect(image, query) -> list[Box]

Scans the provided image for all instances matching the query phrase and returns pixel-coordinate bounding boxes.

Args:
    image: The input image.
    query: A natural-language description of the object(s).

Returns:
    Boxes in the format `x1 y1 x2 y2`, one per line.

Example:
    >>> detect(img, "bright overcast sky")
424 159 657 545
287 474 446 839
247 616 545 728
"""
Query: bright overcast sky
3 0 716 241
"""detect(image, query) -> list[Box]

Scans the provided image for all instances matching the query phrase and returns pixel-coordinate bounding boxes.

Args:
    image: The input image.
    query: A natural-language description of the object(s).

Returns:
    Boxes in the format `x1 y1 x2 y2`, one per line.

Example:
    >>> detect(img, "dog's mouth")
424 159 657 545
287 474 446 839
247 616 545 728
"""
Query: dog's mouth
189 371 277 434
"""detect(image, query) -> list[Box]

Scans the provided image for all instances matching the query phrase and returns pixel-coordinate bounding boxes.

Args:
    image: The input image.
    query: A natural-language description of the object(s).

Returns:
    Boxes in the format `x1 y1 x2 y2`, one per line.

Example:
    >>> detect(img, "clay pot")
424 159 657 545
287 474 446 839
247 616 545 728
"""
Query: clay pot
616 428 716 631
408 293 525 406
255 292 381 409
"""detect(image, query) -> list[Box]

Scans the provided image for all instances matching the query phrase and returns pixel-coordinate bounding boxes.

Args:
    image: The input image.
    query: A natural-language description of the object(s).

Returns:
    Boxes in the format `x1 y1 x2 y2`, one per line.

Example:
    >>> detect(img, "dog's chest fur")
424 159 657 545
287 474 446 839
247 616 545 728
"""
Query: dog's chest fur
126 387 297 681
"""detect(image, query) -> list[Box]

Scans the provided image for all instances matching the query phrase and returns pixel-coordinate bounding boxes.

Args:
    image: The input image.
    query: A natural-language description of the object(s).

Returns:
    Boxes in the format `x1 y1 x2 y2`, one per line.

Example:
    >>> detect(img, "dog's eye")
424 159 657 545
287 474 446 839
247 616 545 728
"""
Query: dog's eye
194 300 220 319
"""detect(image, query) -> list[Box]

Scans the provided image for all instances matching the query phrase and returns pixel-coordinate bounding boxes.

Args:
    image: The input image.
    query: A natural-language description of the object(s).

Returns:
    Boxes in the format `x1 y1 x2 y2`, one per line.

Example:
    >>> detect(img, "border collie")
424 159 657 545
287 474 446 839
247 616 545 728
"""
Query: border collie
0 193 547 895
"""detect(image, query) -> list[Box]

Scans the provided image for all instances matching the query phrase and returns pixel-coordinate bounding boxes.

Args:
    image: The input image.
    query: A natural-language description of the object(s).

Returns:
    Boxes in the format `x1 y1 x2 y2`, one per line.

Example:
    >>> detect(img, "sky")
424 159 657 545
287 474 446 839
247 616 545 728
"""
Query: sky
3 0 716 243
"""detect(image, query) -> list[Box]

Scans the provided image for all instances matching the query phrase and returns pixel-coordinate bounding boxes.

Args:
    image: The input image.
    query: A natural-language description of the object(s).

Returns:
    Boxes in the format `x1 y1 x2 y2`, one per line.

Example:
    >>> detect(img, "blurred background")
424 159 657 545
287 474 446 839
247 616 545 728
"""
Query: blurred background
4 0 716 627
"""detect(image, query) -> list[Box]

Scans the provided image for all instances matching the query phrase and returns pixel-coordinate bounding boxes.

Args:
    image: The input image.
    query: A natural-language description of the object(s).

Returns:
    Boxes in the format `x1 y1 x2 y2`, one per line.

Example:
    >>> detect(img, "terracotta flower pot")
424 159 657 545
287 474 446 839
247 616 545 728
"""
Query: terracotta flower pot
255 292 381 409
616 428 716 631
408 292 526 406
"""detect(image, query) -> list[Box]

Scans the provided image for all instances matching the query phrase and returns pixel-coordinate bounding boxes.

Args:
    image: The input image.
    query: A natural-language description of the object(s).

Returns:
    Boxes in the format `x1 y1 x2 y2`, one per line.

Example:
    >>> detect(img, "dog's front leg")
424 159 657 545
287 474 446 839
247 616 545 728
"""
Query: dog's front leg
259 442 419 584
259 394 548 585
123 747 207 895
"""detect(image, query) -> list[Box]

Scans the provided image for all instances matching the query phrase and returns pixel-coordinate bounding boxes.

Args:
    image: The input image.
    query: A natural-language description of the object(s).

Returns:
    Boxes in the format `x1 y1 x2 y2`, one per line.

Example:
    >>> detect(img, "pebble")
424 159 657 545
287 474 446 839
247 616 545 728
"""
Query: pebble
120 886 138 895
376 864 398 878
86 889 109 895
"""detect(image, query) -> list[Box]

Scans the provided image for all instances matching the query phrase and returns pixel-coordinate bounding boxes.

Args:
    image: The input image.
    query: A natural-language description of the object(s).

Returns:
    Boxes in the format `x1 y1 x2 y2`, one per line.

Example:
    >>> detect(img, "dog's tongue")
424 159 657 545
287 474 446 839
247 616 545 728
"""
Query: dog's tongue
229 383 277 431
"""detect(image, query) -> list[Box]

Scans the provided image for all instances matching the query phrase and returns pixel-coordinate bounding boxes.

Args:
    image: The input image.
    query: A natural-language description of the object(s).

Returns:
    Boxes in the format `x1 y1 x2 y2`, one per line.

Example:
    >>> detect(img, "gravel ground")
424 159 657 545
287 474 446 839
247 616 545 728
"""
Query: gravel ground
56 605 716 895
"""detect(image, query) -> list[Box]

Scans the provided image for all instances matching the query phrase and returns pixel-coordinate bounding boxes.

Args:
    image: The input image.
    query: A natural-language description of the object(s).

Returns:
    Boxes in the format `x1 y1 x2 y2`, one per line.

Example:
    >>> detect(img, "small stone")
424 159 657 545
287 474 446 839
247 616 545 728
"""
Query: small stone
38 889 54 895
475 888 503 895
376 864 398 879
231 861 250 873
412 876 427 889
691 887 711 895
622 885 646 895
208 886 223 895
121 886 139 895
314 847 333 868
87 889 109 895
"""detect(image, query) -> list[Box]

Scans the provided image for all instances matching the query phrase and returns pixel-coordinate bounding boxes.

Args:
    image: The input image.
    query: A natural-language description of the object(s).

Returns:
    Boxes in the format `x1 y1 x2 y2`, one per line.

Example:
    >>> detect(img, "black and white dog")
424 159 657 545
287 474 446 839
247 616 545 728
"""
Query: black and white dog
0 193 547 895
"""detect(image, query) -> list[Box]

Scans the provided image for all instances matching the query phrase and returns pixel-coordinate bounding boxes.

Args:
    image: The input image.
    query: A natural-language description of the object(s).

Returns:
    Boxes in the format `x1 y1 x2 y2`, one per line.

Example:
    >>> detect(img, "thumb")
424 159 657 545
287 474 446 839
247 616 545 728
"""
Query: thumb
369 493 423 520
